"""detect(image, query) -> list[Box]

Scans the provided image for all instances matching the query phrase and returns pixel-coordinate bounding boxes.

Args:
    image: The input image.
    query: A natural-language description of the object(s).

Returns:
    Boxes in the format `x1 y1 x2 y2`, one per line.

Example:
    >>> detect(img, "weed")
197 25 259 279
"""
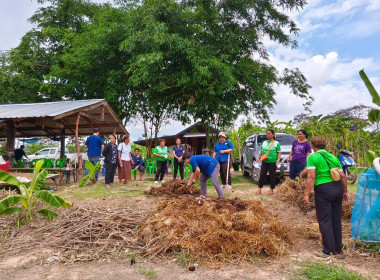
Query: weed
176 251 195 267
140 269 157 279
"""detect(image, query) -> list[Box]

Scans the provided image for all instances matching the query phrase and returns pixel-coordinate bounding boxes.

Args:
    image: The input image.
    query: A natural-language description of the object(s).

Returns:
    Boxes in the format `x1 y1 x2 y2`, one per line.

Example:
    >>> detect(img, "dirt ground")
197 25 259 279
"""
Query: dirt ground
1 171 379 280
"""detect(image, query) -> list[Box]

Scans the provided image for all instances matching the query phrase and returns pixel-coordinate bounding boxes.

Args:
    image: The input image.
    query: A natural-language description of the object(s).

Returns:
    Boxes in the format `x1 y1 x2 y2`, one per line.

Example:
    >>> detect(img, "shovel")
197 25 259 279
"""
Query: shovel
226 153 233 192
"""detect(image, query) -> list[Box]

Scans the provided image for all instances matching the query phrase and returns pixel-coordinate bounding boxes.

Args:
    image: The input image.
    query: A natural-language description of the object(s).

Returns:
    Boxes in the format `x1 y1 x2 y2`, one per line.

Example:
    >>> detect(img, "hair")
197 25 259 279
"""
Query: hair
176 138 181 142
297 129 308 139
266 129 276 140
134 148 140 152
158 138 166 144
20 145 25 149
182 152 192 160
311 136 327 149
93 128 100 133
122 135 130 142
109 134 116 140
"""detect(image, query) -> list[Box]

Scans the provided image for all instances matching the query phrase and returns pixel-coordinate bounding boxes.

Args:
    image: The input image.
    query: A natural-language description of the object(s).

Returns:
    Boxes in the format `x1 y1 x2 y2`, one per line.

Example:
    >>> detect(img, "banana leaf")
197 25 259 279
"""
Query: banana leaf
368 108 380 124
3 207 23 215
36 209 58 221
53 195 72 207
34 190 62 208
364 150 377 165
0 195 23 214
0 170 25 188
359 69 380 106
348 167 368 175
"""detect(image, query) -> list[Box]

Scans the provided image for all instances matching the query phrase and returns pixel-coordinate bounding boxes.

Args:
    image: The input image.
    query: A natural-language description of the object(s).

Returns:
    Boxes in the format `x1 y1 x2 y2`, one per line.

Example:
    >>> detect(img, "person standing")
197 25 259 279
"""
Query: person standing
153 139 170 183
213 132 234 189
15 145 29 161
287 129 312 180
131 148 145 181
118 135 134 184
303 136 348 257
172 138 185 180
203 147 211 156
256 129 281 195
102 135 118 188
85 128 104 181
183 153 224 199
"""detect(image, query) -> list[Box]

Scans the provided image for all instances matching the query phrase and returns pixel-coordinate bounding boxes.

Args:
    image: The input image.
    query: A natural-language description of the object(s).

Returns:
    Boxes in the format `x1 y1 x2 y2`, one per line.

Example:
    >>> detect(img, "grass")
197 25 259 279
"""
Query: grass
292 261 366 280
348 183 358 193
140 269 157 279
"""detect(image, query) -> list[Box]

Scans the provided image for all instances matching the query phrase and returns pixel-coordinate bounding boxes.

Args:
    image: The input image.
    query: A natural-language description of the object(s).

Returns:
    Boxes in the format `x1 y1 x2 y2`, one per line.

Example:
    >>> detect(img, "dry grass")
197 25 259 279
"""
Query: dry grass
146 179 201 196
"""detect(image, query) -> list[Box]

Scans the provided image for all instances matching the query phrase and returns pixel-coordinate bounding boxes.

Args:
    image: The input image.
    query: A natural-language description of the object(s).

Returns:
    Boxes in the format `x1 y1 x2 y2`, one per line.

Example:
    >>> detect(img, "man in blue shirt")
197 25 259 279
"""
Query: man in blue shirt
84 128 104 181
213 132 234 189
131 148 145 181
172 138 185 180
183 153 224 199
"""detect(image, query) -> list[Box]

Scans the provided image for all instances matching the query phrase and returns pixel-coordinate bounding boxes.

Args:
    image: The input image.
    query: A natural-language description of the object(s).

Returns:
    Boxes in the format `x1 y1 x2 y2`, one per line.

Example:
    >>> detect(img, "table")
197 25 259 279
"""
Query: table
8 168 77 185
0 172 60 186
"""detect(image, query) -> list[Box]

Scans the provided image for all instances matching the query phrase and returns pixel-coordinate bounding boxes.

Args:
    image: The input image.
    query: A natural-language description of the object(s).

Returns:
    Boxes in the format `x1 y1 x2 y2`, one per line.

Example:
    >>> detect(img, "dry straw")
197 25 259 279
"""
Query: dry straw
146 179 201 196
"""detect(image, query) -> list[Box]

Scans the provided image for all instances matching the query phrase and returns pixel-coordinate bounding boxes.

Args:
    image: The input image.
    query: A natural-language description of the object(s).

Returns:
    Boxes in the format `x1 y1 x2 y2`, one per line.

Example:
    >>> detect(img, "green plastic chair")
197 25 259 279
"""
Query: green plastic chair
131 169 137 180
30 158 45 168
55 158 67 168
16 159 26 168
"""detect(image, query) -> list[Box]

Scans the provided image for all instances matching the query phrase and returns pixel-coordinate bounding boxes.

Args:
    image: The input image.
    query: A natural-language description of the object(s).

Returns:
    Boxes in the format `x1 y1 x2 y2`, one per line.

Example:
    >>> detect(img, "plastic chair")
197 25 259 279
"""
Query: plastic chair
131 169 137 180
0 161 10 171
55 158 67 168
16 159 26 168
44 159 54 169
30 158 45 168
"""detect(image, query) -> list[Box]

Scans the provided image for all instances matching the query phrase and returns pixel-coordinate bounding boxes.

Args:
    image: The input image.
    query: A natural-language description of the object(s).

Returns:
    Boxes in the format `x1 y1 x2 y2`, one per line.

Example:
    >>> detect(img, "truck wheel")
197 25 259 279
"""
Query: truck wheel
241 162 249 177
251 164 260 185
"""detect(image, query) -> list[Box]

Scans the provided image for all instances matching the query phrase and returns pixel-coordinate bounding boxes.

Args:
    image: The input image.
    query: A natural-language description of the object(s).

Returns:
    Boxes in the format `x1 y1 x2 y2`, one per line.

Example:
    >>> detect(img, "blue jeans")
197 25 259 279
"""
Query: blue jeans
289 160 307 180
88 156 100 180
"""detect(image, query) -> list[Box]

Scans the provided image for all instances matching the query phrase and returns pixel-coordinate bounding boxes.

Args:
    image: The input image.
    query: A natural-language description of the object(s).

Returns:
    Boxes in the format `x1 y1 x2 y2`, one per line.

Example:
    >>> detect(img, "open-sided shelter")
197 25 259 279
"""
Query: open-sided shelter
134 122 219 155
0 99 128 161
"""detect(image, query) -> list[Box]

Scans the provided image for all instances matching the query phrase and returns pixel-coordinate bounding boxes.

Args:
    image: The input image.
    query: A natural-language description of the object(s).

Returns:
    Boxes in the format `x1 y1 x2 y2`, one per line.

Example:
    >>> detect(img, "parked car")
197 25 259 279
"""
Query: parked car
28 147 88 164
241 133 296 184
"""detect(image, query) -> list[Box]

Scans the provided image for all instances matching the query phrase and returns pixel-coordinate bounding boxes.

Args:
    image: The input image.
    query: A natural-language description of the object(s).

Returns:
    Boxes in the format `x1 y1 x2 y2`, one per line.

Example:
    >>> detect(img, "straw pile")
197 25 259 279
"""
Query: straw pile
277 169 355 219
146 179 201 196
1 204 146 263
139 196 291 265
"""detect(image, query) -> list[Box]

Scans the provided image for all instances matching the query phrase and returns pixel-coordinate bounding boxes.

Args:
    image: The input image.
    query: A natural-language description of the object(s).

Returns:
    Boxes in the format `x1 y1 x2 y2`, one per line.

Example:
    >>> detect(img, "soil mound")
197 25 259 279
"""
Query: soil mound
146 179 201 196
139 196 291 266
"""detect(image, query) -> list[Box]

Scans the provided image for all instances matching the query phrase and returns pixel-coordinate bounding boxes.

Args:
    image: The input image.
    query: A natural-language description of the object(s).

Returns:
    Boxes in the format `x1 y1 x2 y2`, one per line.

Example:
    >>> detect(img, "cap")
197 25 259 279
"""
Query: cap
203 147 210 152
218 132 227 138
93 128 100 133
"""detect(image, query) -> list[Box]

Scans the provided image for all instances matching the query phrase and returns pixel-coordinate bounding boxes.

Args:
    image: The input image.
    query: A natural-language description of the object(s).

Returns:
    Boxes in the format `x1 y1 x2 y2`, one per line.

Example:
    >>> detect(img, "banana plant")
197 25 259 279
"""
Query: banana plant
79 161 101 187
0 160 71 225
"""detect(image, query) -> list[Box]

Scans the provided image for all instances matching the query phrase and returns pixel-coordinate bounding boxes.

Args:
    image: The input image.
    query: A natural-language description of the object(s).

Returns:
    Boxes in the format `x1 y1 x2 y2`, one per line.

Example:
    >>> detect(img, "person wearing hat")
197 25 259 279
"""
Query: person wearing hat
203 147 211 156
85 128 104 181
213 132 234 189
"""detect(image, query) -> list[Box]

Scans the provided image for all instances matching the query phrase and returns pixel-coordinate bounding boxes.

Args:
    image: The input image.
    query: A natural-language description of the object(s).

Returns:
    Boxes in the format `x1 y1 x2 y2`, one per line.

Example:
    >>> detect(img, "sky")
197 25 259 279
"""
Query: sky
1 0 380 141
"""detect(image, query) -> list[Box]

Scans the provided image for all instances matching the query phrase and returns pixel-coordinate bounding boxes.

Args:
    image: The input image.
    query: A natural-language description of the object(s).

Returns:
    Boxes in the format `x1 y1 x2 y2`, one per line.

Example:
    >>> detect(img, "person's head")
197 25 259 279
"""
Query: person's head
218 132 227 143
297 129 308 141
176 138 181 146
134 148 140 156
203 147 210 156
93 128 100 135
182 152 192 164
109 135 116 144
266 129 275 140
20 145 25 150
122 135 130 144
311 136 326 152
158 138 166 147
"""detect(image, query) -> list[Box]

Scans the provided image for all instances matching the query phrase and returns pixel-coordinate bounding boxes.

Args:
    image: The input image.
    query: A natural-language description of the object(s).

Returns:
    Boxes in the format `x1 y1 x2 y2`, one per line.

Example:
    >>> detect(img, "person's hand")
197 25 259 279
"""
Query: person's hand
135 166 139 170
178 157 182 162
276 160 280 165
343 192 349 204
131 160 134 165
119 162 123 167
303 195 310 206
256 158 260 163
287 157 290 164
220 150 225 154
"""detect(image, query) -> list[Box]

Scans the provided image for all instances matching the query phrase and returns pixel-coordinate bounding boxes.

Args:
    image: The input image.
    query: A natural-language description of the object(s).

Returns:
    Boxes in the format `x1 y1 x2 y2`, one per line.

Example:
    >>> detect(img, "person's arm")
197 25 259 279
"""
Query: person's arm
130 153 134 165
23 151 29 160
118 150 123 167
287 150 294 163
220 149 233 154
306 152 311 157
212 151 216 158
303 169 316 206
187 167 200 186
256 151 262 163
339 170 349 204
276 152 281 165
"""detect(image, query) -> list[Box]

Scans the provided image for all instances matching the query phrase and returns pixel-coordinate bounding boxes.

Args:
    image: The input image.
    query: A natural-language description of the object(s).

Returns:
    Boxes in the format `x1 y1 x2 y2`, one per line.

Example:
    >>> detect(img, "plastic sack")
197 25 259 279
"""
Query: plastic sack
351 167 380 242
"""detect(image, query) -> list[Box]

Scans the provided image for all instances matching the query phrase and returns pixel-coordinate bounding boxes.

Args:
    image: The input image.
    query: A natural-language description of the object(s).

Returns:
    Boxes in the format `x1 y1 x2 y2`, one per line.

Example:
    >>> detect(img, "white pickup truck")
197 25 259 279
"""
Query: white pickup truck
28 147 88 163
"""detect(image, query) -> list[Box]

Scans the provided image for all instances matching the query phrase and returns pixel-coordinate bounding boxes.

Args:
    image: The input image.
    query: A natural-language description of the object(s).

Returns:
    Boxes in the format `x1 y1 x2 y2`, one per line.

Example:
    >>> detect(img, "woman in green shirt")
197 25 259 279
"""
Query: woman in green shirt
256 129 281 195
303 136 348 258
153 138 170 183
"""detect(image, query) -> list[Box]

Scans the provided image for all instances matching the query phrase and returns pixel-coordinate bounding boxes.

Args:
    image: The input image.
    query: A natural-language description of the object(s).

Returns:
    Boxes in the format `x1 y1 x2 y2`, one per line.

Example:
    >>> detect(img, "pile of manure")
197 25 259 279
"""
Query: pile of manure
146 179 201 196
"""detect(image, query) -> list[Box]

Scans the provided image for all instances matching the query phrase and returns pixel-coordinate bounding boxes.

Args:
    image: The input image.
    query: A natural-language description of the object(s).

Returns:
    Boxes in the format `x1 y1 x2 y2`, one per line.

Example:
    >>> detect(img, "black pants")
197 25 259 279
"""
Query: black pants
315 181 344 255
173 158 184 180
155 160 167 181
219 161 232 185
258 161 277 189
105 162 117 184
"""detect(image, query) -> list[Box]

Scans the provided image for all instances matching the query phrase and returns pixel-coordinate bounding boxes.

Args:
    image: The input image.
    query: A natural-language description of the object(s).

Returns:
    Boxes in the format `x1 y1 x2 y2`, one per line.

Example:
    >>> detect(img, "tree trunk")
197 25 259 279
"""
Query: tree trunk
205 124 210 148
75 114 82 170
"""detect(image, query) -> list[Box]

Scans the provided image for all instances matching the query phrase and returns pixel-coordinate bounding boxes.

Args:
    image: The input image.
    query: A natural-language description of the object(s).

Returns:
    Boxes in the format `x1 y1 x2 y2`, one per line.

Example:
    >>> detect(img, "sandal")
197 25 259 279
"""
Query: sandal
314 250 332 258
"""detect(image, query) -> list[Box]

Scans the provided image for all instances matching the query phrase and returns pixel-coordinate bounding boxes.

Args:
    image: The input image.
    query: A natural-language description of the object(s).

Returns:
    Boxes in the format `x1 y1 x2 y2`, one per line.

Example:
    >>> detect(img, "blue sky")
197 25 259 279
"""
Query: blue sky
0 0 379 140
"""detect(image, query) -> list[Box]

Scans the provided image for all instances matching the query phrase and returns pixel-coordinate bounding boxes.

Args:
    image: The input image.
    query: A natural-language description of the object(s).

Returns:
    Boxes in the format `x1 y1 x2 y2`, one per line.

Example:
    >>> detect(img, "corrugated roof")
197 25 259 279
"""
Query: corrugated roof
0 99 104 119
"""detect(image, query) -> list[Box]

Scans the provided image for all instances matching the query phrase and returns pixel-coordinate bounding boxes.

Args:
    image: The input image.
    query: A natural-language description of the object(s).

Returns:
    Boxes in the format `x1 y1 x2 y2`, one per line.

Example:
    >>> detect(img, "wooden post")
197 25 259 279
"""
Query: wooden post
113 127 117 136
6 120 15 161
75 114 82 170
60 128 65 158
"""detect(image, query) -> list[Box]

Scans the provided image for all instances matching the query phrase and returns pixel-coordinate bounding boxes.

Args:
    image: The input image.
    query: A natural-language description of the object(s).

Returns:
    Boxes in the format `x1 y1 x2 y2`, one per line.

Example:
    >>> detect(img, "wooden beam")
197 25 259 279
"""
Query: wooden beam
35 121 64 129
75 114 82 169
6 120 15 160
60 129 65 158
53 100 107 120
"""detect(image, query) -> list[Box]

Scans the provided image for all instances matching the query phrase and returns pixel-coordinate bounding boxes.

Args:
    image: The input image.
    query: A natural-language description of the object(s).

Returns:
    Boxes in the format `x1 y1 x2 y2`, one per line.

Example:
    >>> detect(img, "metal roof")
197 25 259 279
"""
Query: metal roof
0 99 128 138
0 99 103 119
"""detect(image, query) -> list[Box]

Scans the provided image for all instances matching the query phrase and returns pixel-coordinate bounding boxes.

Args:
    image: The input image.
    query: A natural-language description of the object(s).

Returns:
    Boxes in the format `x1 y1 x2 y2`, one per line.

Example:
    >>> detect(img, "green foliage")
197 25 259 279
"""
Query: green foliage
293 261 366 280
140 269 157 279
79 161 101 187
26 142 47 155
0 160 71 224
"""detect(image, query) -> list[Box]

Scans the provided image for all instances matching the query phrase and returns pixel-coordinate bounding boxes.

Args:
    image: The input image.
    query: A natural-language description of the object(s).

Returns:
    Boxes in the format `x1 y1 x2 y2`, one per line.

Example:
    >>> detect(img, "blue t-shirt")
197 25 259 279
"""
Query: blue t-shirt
85 135 104 157
190 155 218 177
131 154 144 168
172 145 185 157
214 141 234 163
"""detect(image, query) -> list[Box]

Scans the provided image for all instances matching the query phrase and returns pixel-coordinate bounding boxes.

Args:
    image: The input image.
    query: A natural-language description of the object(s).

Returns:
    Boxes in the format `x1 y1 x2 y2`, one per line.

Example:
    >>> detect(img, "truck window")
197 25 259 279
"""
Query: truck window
276 135 296 146
37 149 50 155
50 149 56 154
257 135 267 145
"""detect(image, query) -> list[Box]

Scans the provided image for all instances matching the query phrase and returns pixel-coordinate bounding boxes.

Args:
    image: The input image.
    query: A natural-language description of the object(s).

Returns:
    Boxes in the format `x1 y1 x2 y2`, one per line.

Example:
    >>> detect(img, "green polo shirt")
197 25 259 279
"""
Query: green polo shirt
307 149 342 186
153 146 170 161
261 140 281 163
